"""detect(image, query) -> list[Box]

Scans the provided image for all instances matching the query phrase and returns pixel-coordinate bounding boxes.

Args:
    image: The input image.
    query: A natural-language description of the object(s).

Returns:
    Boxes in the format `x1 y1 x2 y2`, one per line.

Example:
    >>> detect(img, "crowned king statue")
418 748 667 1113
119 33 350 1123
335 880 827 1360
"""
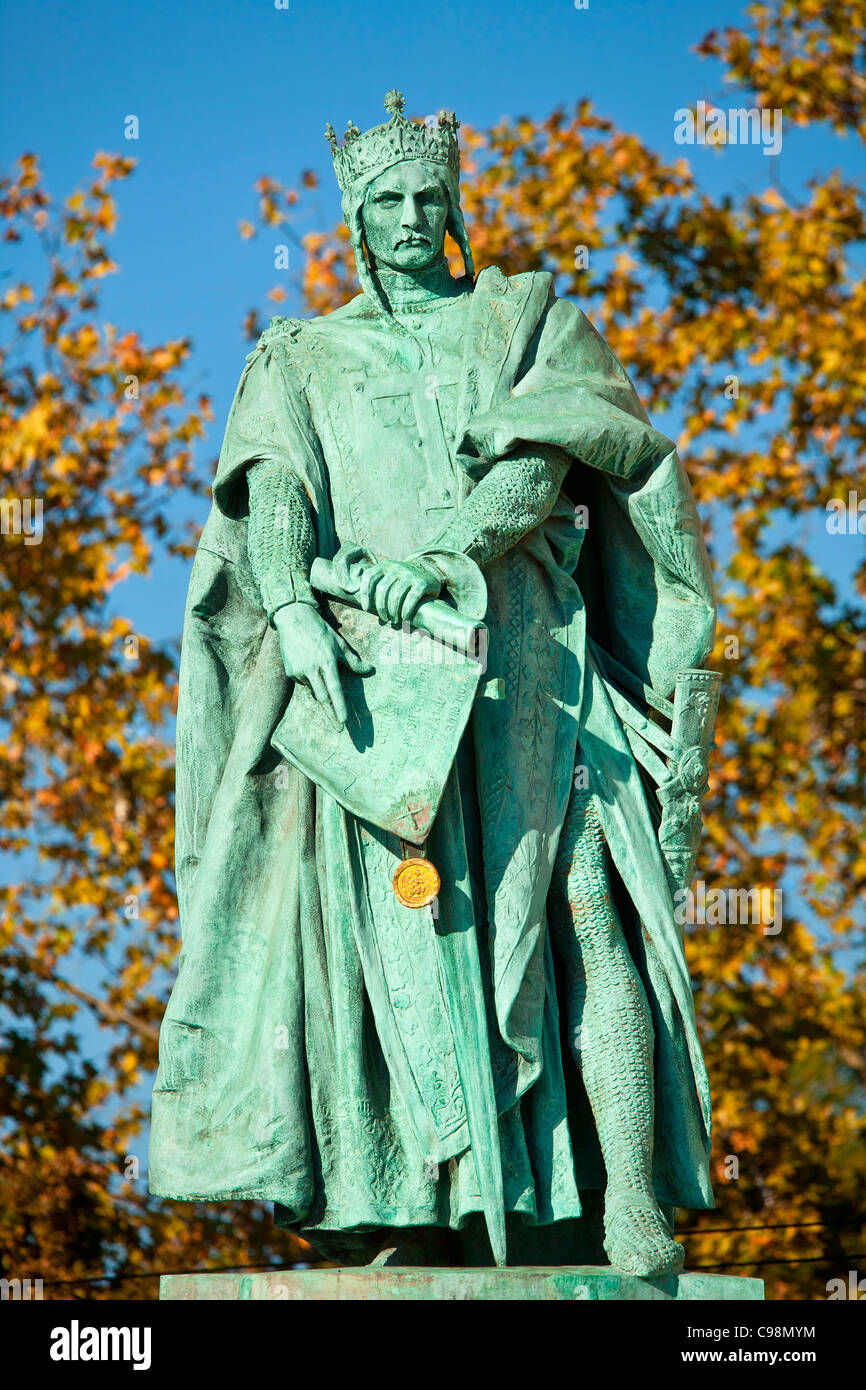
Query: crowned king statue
150 90 720 1276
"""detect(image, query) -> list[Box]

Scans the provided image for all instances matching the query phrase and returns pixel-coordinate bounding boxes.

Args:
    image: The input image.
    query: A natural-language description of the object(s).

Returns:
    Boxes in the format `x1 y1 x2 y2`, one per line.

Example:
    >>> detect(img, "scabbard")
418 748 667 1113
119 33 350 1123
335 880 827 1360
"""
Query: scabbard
658 669 722 895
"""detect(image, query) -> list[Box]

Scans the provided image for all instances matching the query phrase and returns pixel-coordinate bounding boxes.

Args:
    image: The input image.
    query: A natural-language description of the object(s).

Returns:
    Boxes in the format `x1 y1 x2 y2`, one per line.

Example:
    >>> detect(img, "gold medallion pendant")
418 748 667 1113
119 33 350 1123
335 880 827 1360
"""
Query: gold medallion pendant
392 855 440 909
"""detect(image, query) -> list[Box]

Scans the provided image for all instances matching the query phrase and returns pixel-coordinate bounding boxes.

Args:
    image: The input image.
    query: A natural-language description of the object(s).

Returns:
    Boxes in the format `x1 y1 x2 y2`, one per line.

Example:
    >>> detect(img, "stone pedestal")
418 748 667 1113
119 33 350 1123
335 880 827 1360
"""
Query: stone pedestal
161 1266 764 1301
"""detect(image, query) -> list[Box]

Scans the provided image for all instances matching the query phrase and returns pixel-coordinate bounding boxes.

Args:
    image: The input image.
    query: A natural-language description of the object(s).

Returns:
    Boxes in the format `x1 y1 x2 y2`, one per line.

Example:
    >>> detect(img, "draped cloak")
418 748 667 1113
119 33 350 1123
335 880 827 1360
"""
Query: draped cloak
148 266 717 1234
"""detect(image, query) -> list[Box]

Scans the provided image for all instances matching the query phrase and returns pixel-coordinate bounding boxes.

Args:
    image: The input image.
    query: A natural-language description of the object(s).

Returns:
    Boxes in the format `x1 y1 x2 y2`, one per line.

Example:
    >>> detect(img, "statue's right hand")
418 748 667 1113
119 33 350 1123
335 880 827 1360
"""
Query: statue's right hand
273 603 372 731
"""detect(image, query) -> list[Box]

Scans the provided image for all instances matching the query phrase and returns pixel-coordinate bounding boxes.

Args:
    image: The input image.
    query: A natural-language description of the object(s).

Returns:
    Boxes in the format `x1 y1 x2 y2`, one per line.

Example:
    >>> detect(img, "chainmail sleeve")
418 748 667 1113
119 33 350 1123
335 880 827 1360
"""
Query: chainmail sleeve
246 461 318 625
430 442 571 566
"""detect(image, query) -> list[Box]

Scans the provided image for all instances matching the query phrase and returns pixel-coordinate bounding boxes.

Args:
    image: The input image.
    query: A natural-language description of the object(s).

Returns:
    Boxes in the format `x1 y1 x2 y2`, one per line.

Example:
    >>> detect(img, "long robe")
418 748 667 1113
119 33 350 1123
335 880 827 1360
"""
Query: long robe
149 266 717 1236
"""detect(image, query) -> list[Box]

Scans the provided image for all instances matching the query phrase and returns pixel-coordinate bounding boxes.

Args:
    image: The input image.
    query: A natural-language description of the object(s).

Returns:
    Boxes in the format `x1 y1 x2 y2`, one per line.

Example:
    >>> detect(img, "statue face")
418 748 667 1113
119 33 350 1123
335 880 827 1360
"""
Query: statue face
362 160 450 272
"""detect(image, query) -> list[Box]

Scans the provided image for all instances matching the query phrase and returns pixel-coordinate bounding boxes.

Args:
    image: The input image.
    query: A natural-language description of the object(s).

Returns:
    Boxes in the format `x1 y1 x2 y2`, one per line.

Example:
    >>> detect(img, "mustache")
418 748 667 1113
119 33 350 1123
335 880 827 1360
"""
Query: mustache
396 232 431 246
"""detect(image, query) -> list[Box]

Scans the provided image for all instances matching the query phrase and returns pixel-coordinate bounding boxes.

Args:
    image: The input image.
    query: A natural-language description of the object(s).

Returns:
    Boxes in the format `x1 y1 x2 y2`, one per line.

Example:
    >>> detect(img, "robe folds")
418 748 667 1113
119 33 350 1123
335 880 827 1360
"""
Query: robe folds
149 266 717 1235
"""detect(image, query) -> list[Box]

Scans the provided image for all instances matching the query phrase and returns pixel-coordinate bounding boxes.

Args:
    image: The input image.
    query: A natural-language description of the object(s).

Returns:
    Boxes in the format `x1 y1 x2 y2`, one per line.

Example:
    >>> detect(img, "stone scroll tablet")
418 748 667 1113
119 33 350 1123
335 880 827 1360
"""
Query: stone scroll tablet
271 598 486 845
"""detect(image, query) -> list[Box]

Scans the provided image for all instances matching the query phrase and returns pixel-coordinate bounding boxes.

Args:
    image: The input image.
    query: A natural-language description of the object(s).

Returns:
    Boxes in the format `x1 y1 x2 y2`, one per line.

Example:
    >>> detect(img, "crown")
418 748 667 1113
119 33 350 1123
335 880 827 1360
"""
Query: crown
325 89 460 194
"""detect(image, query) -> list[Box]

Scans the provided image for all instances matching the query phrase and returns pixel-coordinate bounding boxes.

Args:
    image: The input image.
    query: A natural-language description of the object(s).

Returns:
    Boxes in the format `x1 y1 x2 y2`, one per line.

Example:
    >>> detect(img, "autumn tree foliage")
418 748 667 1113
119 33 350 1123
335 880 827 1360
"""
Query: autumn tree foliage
0 153 298 1296
1 0 863 1298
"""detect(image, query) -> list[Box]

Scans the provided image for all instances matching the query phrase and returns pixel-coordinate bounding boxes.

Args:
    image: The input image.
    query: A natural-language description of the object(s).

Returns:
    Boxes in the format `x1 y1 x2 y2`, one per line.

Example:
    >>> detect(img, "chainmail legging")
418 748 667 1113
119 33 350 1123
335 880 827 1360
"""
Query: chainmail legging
549 778 656 1200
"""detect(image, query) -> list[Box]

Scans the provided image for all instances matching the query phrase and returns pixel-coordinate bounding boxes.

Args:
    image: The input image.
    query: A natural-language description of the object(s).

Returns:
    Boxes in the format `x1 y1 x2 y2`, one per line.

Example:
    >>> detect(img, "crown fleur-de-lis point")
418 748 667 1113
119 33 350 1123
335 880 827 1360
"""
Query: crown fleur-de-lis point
384 89 406 119
324 91 461 191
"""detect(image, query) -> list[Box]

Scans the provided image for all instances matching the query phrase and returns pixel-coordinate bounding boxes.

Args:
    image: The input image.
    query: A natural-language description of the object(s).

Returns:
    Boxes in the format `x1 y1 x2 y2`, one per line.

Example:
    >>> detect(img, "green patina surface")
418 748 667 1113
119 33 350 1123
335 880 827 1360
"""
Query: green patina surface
161 1267 764 1302
149 91 725 1282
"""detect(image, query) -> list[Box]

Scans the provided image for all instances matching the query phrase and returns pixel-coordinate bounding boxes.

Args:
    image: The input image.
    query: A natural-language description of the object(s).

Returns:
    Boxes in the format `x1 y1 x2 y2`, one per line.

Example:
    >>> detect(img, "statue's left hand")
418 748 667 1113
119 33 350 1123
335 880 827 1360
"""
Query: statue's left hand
346 556 443 625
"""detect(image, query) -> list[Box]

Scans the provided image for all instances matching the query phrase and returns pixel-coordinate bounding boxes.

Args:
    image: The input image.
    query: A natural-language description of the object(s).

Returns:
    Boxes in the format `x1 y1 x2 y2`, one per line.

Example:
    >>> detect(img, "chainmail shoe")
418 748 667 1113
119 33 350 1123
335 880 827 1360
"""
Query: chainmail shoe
603 1187 685 1276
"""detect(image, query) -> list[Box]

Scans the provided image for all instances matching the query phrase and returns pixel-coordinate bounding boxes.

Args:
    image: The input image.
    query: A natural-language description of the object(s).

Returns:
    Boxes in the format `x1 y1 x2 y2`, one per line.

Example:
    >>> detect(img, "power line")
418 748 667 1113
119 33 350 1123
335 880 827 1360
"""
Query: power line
29 1220 866 1289
679 1218 865 1235
37 1215 866 1287
693 1253 866 1270
36 1248 866 1289
38 1260 294 1289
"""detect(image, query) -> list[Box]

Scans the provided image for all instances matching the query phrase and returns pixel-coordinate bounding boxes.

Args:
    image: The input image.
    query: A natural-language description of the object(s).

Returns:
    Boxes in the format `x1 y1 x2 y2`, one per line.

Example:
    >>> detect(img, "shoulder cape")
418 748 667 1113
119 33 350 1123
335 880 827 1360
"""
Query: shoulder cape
152 267 716 1212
